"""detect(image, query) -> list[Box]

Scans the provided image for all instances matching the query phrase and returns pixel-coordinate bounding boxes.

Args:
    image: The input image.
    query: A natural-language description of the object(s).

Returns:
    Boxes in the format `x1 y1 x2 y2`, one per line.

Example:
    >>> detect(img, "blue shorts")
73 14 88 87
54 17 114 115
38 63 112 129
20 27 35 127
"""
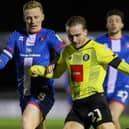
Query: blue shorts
17 85 55 117
105 84 129 106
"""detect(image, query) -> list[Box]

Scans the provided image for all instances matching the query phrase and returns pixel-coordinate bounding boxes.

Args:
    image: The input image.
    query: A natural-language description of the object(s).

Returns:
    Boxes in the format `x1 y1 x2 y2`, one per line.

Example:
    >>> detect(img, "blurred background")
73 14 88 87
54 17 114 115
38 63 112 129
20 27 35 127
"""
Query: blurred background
0 0 129 128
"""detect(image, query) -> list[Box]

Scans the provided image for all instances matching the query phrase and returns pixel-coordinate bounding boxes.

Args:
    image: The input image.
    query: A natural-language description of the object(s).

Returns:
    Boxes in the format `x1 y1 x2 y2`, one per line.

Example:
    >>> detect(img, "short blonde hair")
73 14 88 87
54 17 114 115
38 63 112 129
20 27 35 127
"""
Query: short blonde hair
65 16 87 30
23 0 43 13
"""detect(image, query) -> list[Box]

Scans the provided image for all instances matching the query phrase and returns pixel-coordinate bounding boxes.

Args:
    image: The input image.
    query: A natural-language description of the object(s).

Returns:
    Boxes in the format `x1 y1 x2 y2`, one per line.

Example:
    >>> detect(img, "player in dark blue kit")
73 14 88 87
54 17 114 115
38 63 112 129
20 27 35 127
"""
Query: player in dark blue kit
96 9 129 129
0 1 65 129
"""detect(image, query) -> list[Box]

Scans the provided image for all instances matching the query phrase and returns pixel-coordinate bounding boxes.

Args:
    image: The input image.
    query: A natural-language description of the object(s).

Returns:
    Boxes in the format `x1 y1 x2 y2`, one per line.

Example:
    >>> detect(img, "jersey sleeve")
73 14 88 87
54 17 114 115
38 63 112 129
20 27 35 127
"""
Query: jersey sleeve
52 49 67 78
117 60 129 75
0 32 16 69
96 44 118 64
47 31 66 55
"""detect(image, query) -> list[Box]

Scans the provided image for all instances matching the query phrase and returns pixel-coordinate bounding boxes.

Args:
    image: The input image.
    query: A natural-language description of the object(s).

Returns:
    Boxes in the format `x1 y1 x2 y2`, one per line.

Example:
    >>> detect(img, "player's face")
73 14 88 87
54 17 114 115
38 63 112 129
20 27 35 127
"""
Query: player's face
66 24 87 48
106 15 124 35
23 7 44 33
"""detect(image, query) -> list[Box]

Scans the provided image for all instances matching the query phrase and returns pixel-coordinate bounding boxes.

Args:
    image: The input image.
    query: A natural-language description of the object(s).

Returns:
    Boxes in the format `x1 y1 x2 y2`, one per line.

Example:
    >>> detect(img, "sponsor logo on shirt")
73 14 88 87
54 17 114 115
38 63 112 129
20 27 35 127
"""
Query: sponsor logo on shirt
71 65 83 82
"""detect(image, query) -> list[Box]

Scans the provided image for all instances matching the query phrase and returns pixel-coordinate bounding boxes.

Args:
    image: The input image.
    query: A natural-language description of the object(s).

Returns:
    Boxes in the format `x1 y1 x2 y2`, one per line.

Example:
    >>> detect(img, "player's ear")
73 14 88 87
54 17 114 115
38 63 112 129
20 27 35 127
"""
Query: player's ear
41 14 45 22
121 23 124 29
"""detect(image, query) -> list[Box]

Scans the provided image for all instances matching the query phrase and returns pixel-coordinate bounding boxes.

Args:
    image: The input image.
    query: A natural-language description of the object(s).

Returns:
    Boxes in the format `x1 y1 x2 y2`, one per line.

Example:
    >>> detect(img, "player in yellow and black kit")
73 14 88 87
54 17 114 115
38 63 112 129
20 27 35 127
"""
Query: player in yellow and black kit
29 16 129 129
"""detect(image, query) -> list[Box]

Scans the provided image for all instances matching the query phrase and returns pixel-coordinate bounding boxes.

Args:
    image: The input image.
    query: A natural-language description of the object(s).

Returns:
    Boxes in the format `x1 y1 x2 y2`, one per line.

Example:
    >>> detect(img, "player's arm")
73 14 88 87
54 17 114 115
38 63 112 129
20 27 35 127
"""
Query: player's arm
29 51 66 78
109 57 129 75
0 46 14 69
100 47 129 75
97 44 129 75
0 32 17 69
29 64 65 78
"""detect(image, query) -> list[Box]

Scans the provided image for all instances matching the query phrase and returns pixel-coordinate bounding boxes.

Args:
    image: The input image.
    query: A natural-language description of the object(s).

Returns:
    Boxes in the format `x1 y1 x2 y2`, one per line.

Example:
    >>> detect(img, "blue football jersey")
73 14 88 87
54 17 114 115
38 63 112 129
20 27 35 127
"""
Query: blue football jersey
96 34 129 105
0 28 65 95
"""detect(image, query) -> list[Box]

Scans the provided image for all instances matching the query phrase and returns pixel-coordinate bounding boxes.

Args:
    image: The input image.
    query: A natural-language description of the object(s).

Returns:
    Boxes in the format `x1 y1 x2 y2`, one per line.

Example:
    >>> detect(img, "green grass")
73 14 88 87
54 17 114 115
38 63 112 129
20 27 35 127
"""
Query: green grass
120 115 129 129
0 118 21 129
46 118 64 129
0 116 129 129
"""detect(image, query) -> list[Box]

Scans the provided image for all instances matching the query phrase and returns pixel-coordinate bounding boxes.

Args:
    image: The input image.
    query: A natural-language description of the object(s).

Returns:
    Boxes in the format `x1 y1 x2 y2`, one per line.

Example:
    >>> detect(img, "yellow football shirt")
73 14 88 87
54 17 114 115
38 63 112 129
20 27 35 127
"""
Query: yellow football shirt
51 40 118 100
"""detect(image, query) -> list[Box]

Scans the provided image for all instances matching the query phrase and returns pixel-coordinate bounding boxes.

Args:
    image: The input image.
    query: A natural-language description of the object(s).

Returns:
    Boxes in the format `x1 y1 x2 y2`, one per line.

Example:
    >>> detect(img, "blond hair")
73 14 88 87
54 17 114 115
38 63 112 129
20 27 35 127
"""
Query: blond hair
23 0 43 13
65 16 87 30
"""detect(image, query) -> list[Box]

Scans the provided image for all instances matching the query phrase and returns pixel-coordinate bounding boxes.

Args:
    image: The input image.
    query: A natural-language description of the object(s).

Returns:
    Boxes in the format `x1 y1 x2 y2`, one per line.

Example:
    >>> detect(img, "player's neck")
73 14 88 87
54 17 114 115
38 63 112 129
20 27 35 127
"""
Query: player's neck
108 31 122 40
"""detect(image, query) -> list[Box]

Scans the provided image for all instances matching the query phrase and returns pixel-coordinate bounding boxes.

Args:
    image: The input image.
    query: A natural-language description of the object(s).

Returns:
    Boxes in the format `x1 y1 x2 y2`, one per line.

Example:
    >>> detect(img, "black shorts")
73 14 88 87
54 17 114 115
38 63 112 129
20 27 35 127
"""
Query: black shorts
65 93 112 129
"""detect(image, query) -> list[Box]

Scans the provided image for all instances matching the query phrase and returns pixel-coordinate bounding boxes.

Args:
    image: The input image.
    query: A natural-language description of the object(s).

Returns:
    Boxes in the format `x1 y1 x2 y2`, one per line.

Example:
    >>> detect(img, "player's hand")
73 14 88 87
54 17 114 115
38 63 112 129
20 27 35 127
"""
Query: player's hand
29 65 46 77
47 64 55 73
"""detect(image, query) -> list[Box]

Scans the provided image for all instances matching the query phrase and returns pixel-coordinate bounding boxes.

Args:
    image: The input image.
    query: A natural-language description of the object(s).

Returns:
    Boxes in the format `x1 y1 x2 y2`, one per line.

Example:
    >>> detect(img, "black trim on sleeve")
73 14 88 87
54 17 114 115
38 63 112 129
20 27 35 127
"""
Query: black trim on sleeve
51 53 59 64
109 57 122 68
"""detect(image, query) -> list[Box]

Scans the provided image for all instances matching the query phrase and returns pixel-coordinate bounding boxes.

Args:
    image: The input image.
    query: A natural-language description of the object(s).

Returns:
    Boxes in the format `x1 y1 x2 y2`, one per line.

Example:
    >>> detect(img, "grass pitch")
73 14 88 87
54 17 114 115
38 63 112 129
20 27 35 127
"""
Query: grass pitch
0 115 129 129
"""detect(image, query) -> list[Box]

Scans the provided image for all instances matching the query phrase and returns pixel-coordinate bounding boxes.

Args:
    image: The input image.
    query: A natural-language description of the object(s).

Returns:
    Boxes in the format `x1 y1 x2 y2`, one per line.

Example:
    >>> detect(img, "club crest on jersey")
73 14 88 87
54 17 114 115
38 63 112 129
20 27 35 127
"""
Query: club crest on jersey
40 36 45 41
38 92 46 101
83 54 89 61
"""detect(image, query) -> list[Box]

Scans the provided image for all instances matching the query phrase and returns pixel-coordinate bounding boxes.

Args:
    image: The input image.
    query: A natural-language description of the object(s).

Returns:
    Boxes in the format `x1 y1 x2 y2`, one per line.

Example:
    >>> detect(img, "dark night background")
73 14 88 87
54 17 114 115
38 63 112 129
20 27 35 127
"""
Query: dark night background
0 0 129 92
0 0 129 32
